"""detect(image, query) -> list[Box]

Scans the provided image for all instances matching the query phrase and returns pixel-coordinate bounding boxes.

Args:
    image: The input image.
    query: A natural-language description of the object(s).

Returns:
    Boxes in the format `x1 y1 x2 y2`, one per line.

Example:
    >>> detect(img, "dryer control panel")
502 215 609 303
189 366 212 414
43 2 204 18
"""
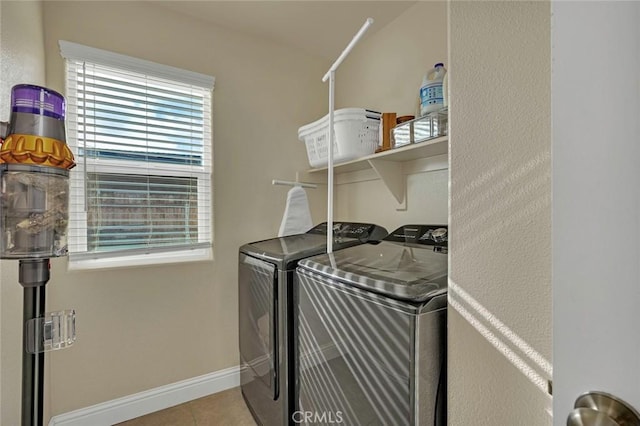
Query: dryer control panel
307 222 388 242
384 224 448 247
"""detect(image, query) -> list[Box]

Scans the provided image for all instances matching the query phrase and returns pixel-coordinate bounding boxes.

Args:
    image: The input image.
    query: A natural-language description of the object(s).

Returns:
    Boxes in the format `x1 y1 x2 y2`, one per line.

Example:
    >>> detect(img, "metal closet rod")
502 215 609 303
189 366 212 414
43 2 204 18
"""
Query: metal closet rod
272 179 317 189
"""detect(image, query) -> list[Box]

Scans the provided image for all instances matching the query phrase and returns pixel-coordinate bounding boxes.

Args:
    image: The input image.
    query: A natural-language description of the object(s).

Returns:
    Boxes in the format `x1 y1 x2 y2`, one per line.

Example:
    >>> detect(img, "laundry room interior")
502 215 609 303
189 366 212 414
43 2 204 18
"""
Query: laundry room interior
1 1 554 425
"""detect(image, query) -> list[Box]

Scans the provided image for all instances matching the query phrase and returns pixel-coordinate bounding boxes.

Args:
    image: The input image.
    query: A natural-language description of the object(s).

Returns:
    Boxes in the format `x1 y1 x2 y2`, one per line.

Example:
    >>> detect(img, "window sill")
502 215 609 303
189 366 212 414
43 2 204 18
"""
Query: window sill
67 247 212 271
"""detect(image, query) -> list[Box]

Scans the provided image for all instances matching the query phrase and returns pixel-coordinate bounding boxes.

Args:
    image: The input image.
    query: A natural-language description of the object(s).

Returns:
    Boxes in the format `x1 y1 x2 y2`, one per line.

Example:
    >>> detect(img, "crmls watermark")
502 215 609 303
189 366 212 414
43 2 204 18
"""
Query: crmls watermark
292 410 344 424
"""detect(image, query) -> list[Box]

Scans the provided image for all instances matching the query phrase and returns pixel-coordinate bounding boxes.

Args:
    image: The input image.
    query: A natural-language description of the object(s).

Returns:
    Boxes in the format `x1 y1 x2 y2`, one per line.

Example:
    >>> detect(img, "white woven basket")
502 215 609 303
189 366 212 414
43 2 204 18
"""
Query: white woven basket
298 108 381 168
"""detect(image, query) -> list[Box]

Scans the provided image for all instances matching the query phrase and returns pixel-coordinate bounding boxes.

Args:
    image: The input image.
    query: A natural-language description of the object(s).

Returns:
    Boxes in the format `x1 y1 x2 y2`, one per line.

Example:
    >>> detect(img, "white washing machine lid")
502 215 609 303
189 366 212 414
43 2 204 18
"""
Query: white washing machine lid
298 239 447 303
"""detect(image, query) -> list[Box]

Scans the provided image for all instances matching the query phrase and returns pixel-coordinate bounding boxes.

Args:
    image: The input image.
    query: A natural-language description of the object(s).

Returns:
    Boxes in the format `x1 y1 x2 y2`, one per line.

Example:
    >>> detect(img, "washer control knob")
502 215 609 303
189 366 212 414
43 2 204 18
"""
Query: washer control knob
431 228 448 243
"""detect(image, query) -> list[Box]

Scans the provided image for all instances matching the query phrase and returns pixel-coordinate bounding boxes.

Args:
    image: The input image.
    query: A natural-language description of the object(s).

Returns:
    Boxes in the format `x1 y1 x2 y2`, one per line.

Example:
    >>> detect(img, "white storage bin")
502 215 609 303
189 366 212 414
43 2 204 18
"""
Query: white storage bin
298 108 381 168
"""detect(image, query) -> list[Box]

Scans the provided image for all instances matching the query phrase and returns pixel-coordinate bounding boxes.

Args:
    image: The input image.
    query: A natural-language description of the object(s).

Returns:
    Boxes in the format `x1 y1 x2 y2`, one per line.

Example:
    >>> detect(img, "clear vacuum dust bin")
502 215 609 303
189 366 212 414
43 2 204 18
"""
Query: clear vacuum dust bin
1 165 70 258
0 84 75 259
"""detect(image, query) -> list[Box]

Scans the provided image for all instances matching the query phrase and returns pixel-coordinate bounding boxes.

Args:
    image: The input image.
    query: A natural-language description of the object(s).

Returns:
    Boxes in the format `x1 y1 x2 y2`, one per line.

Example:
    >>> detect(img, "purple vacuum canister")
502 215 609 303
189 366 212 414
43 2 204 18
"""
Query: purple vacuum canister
11 84 66 120
0 84 73 258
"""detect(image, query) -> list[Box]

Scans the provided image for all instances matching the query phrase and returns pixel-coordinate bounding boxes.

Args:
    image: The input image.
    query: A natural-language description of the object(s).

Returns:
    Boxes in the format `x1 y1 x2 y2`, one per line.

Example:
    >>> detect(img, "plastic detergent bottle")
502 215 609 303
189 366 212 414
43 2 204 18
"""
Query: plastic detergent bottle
443 71 449 108
419 63 447 116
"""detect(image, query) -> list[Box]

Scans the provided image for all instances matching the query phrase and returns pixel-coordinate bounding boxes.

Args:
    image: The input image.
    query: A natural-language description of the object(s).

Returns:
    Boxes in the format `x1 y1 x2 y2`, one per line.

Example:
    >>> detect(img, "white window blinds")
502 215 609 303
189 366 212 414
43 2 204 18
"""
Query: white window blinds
60 41 214 265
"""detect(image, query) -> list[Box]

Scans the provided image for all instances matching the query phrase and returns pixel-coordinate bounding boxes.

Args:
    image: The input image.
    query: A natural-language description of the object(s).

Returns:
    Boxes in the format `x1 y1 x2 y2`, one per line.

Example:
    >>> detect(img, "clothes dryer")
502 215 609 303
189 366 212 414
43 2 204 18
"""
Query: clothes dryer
239 222 388 426
295 224 448 426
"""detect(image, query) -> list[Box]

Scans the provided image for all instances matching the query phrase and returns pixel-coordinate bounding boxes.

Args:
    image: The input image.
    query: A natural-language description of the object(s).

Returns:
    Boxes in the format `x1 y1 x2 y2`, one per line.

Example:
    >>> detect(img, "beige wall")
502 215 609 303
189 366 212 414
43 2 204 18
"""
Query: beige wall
0 1 328 421
335 1 447 116
0 0 46 109
1 1 555 424
448 1 552 424
0 1 47 424
334 1 449 229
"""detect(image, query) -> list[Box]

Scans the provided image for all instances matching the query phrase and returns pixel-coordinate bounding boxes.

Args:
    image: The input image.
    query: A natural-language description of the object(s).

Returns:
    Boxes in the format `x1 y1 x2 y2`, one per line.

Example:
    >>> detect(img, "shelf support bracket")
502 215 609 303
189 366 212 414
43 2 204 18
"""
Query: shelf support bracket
368 159 407 210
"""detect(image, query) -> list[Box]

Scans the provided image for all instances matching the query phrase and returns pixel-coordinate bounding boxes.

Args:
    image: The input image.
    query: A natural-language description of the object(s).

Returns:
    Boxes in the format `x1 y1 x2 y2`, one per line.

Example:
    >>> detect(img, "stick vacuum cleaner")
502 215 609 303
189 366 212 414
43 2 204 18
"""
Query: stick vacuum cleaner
0 84 76 426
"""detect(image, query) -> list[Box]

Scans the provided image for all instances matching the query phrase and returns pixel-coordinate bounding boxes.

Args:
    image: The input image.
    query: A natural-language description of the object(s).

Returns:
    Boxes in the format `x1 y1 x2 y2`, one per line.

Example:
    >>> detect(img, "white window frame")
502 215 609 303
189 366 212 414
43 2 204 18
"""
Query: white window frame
60 41 214 270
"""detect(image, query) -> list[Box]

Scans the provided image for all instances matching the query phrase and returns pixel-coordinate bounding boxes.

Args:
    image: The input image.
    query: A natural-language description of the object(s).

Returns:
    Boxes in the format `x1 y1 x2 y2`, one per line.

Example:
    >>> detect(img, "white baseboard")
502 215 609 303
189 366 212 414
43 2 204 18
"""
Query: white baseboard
48 365 240 426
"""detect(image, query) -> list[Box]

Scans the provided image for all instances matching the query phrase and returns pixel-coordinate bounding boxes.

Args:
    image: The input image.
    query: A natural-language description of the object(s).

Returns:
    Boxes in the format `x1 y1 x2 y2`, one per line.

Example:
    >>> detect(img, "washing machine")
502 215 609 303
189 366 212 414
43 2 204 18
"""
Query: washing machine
295 224 448 426
238 222 388 426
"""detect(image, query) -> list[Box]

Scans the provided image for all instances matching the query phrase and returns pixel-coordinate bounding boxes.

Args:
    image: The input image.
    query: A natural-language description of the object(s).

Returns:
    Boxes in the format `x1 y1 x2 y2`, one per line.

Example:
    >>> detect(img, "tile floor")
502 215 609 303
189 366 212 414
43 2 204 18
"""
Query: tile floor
115 387 256 426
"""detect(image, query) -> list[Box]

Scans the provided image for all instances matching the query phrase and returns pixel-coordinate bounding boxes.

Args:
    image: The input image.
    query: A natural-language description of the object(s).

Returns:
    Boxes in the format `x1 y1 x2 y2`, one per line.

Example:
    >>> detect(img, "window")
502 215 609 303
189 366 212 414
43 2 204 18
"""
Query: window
60 41 214 269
